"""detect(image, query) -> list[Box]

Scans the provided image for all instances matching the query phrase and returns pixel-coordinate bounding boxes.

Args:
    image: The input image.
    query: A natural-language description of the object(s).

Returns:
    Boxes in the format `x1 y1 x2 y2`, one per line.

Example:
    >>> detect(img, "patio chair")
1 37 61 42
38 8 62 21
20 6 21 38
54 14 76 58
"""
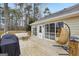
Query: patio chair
55 22 71 45
55 27 69 45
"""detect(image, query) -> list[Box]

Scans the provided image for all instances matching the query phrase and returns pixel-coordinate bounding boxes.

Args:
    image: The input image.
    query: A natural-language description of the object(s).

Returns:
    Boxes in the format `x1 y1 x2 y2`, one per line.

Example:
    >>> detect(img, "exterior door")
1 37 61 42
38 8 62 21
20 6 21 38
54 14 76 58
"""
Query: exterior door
38 25 43 39
50 23 55 39
45 23 55 40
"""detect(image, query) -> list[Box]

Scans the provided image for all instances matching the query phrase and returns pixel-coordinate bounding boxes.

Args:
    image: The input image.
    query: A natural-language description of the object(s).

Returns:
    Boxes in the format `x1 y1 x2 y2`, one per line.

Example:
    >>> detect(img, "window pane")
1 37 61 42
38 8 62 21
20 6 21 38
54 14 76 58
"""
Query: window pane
45 24 49 39
39 26 42 33
50 23 55 32
45 24 49 32
56 22 63 37
45 23 55 39
33 27 37 36
49 23 55 39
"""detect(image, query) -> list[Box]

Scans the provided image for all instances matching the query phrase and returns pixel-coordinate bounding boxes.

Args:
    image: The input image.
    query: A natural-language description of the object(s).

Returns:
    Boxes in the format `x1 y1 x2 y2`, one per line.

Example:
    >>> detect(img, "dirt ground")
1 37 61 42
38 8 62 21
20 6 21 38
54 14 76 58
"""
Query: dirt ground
19 36 69 56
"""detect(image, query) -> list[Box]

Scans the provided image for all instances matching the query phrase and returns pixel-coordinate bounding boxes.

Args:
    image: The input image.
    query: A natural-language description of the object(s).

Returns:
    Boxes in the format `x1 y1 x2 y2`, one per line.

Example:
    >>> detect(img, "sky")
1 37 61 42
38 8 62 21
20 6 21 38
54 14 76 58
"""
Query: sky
8 3 16 9
41 3 77 13
8 3 77 13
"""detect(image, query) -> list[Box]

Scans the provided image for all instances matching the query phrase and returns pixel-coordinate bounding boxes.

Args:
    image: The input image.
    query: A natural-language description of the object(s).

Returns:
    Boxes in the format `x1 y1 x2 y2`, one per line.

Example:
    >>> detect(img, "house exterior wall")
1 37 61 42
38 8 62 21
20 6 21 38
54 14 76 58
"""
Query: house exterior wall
37 25 45 39
31 15 79 40
31 24 45 39
62 16 79 37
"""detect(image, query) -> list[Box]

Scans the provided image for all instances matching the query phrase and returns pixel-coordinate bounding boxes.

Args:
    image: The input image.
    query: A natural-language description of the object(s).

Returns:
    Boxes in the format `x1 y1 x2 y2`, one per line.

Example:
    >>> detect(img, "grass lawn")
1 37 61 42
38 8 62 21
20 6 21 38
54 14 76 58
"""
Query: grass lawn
8 31 27 34
0 31 4 36
0 30 27 36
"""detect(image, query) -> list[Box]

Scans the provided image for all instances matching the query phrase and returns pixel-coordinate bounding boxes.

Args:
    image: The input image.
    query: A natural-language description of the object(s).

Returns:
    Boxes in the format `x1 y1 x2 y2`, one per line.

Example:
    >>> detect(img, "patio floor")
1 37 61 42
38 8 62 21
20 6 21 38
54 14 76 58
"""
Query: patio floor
19 36 69 56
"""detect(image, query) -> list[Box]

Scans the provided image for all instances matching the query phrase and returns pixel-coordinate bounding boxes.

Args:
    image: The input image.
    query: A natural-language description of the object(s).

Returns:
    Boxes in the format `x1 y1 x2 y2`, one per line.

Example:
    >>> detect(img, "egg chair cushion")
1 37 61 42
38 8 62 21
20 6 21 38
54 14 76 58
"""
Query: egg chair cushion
55 28 69 45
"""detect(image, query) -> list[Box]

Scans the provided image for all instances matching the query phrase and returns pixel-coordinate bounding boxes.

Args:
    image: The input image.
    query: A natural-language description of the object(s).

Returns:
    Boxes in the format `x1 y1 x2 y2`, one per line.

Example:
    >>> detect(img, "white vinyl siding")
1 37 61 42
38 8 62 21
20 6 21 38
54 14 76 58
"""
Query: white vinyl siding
63 16 79 36
31 16 79 39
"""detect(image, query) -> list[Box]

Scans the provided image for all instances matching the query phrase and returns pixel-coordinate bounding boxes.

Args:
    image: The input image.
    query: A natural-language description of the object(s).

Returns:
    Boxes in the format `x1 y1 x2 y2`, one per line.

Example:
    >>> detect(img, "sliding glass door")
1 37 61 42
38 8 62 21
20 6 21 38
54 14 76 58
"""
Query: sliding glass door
56 22 63 37
45 24 50 39
45 22 63 40
45 23 55 40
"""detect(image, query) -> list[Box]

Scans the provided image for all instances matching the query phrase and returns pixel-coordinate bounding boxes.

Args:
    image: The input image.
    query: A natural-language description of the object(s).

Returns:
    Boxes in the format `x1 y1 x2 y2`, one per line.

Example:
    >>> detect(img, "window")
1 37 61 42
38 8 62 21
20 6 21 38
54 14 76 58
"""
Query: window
45 23 55 39
50 23 55 32
39 26 42 33
44 22 63 39
56 22 63 37
50 23 55 39
33 27 37 36
45 24 50 39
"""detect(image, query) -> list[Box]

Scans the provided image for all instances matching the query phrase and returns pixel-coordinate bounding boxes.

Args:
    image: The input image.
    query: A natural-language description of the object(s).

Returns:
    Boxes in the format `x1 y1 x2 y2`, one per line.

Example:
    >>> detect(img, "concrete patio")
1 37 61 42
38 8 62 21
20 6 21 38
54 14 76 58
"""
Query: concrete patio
18 36 69 56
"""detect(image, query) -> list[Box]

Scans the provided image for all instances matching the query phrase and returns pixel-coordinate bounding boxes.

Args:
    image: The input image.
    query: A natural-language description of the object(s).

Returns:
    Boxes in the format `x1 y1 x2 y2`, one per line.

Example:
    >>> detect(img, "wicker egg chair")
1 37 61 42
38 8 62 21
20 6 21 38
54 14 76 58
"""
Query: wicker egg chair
55 23 71 45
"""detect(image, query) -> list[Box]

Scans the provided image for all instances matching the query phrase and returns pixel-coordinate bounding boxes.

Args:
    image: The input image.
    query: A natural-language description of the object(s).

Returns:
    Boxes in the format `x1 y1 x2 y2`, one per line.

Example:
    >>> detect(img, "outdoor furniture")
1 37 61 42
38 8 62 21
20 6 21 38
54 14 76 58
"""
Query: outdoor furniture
55 22 70 45
55 28 69 45
68 36 79 56
0 37 2 53
0 36 8 56
54 22 71 54
0 34 20 56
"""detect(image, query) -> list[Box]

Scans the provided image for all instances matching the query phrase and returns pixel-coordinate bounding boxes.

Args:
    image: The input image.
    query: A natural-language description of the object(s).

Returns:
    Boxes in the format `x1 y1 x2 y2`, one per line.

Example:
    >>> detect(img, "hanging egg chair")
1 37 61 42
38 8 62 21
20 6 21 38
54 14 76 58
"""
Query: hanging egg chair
55 23 71 45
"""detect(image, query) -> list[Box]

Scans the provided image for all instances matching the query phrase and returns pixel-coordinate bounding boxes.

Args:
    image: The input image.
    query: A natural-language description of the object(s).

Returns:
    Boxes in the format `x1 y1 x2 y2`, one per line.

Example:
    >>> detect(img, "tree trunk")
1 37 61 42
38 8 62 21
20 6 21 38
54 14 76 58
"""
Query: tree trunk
4 3 9 33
